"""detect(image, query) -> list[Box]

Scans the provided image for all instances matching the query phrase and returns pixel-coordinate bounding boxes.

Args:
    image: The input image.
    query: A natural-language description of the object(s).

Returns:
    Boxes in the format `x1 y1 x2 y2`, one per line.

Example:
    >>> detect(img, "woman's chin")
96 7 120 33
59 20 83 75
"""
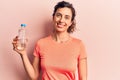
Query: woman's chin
55 29 66 33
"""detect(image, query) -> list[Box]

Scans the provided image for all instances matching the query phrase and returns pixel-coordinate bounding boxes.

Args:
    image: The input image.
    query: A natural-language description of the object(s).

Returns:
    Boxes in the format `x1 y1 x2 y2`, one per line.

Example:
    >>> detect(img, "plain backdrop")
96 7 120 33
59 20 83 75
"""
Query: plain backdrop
0 0 120 80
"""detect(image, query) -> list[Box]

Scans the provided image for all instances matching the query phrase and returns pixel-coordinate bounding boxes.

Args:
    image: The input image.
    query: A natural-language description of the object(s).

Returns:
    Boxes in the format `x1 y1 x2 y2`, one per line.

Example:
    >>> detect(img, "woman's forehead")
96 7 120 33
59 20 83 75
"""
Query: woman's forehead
56 7 72 16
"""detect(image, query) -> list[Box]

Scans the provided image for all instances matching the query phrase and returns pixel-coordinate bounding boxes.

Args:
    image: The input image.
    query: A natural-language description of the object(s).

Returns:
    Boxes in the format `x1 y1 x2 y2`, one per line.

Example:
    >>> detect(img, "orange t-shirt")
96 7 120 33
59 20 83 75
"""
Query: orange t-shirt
33 35 87 80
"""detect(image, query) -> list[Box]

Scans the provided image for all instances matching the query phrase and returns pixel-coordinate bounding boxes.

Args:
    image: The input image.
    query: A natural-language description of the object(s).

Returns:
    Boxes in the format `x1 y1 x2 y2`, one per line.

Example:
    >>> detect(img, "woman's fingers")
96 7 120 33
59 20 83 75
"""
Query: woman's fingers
13 36 18 41
12 36 27 55
12 36 18 50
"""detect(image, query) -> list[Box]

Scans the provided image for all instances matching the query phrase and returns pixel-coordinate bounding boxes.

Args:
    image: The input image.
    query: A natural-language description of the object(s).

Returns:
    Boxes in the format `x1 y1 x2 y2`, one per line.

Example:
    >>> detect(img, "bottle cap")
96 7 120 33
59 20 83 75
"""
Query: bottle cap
21 24 27 27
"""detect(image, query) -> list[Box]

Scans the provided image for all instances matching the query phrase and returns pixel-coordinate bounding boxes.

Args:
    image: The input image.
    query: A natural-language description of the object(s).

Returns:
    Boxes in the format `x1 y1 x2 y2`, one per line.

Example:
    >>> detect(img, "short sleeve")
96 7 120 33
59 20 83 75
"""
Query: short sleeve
33 42 40 57
79 41 87 60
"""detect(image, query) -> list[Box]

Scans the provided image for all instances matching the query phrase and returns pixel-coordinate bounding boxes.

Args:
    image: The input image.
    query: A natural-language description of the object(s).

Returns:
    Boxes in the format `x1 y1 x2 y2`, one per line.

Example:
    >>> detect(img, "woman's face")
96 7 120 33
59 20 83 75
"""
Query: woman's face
53 7 72 33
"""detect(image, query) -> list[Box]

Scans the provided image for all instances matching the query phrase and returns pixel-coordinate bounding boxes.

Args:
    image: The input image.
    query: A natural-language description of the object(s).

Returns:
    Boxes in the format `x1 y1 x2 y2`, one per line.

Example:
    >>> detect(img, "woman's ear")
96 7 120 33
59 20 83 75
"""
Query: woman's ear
69 20 73 27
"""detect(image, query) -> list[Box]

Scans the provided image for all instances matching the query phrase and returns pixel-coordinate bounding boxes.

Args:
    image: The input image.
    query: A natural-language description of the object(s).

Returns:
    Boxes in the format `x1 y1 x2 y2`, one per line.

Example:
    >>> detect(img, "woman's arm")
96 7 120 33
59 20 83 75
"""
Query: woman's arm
12 37 40 80
78 58 87 80
21 54 40 80
78 41 87 80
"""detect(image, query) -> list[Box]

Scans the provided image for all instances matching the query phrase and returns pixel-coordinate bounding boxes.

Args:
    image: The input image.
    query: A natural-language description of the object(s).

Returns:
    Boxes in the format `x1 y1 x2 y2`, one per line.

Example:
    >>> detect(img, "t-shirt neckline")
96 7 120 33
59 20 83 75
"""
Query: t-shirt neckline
49 35 73 45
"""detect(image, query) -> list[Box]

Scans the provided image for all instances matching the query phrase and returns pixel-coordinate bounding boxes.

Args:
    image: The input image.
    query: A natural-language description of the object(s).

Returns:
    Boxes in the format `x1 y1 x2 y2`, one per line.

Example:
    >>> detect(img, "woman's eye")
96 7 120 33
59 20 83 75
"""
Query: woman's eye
65 16 70 20
56 13 61 17
65 16 69 19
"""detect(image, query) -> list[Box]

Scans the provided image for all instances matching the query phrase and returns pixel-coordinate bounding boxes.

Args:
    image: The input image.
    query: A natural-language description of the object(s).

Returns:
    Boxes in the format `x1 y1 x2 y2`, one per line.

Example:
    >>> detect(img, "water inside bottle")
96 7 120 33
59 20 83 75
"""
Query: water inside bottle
17 39 26 50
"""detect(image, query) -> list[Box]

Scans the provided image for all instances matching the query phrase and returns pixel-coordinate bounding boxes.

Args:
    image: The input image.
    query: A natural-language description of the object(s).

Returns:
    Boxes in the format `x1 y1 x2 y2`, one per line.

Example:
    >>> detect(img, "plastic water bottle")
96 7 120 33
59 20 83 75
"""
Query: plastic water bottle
17 24 27 50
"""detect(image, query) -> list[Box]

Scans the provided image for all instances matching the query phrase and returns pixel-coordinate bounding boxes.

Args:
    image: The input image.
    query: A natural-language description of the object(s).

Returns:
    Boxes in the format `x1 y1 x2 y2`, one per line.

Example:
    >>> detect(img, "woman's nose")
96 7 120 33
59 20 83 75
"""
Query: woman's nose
59 17 64 22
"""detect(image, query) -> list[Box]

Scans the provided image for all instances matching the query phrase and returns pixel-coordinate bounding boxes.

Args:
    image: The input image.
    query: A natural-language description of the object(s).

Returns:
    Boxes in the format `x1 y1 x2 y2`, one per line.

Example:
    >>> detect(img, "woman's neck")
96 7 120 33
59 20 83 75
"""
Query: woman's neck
52 31 71 43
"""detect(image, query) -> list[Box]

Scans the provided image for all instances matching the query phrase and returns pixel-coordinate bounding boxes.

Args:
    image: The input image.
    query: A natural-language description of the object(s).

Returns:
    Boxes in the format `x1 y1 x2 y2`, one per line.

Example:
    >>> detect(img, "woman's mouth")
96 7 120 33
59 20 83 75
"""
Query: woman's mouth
57 23 65 28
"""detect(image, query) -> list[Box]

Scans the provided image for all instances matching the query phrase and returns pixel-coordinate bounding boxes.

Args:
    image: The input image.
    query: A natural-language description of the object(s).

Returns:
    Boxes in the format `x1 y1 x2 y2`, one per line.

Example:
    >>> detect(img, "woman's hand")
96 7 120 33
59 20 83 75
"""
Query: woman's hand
12 36 27 55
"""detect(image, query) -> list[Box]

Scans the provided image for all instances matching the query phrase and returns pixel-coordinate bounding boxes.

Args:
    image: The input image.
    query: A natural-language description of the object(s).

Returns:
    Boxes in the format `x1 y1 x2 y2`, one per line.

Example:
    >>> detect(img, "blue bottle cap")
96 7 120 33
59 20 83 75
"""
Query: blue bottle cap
21 24 27 27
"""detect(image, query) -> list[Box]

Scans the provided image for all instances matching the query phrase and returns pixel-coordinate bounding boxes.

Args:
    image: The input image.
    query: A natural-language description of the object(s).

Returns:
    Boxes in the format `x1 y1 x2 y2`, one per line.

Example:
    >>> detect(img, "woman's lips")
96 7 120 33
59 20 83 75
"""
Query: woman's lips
57 23 65 28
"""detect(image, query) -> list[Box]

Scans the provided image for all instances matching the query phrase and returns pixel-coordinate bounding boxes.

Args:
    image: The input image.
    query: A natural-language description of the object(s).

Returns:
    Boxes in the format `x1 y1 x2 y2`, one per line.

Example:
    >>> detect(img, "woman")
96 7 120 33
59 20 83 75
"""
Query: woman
12 1 87 80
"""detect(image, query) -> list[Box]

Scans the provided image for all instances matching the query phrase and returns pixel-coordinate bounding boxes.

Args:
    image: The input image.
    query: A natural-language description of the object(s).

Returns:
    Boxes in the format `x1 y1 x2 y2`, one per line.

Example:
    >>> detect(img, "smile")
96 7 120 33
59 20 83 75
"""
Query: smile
57 23 66 28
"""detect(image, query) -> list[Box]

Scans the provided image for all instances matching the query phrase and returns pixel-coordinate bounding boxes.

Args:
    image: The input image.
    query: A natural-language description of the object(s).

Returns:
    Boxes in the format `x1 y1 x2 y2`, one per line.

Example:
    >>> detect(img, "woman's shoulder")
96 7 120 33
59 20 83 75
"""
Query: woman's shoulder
71 36 82 43
36 35 51 44
71 36 86 47
37 35 50 42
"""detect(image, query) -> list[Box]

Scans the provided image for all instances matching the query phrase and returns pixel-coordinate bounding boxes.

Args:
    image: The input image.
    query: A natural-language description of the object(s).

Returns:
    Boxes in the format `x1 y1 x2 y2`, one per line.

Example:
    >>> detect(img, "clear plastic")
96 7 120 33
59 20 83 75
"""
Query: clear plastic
17 24 27 50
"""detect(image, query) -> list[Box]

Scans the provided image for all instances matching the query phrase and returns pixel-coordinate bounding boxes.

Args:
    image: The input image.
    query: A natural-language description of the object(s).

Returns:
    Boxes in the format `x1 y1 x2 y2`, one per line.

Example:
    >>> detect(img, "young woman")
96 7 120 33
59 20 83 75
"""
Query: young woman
12 1 87 80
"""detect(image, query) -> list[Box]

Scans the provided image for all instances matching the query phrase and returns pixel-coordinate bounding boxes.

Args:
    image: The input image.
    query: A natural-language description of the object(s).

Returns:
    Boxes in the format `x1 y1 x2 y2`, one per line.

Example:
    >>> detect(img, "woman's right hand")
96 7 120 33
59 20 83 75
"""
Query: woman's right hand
12 36 27 55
